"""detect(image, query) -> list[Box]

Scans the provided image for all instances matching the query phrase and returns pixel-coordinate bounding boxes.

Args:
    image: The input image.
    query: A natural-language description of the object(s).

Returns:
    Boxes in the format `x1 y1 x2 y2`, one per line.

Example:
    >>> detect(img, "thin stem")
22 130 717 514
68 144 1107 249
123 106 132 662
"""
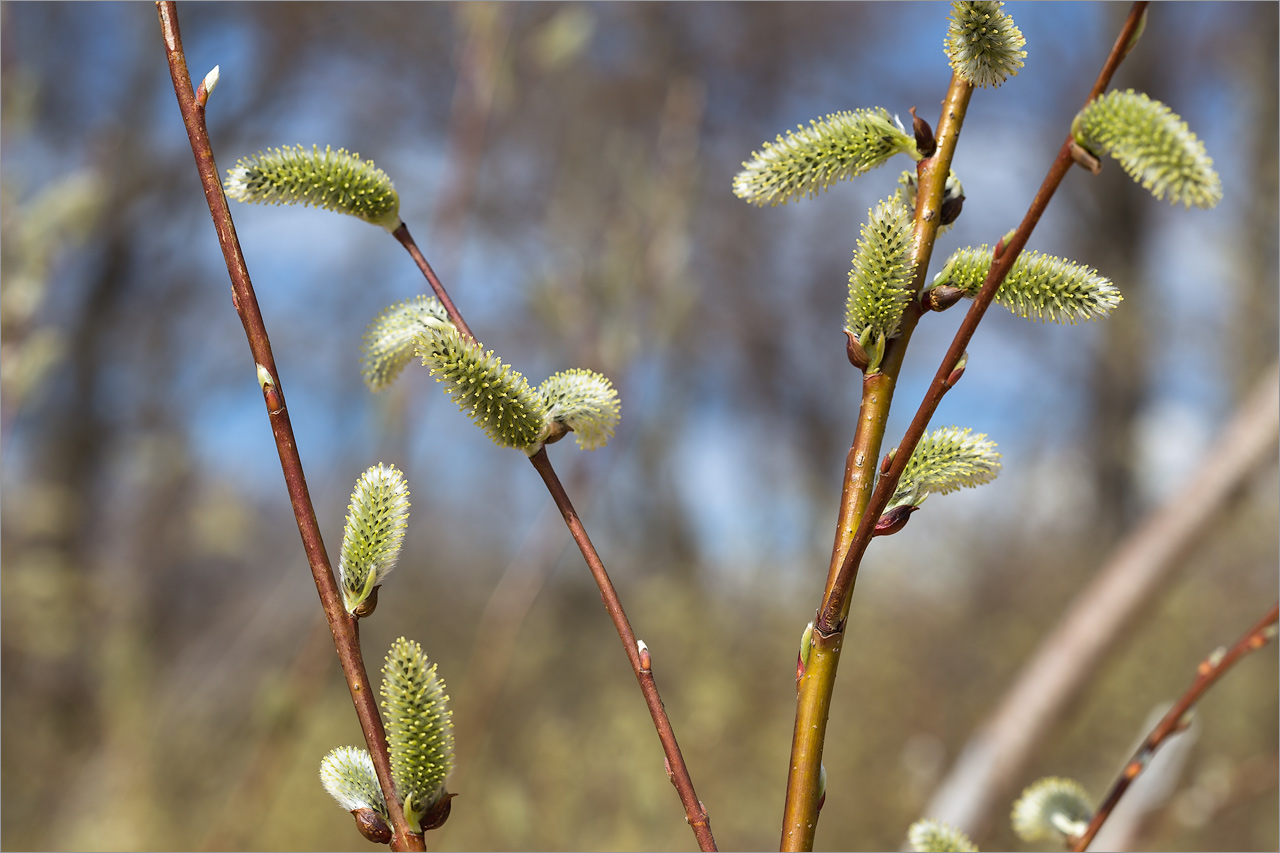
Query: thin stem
529 449 717 852
154 4 422 849
780 73 974 853
392 223 476 343
390 148 715 852
922 361 1279 838
1071 601 1278 851
820 0 1150 635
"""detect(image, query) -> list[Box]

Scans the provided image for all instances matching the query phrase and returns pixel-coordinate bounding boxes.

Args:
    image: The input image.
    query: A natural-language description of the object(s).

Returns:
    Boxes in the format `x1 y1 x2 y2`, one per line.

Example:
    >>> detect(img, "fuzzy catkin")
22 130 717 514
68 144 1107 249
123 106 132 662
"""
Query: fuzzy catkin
733 108 918 206
224 144 402 230
416 326 548 450
1073 90 1222 209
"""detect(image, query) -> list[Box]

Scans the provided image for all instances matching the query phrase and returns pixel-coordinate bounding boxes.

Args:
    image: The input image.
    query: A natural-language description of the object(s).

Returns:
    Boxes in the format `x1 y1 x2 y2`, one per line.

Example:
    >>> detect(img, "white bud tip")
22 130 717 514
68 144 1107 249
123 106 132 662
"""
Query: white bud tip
636 640 648 655
203 65 220 97
256 363 274 389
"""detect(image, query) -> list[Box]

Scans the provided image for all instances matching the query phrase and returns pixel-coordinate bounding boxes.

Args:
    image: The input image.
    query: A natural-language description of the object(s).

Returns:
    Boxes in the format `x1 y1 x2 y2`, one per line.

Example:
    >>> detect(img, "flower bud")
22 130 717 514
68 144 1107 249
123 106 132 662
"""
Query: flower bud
353 807 392 844
939 192 965 226
845 329 870 371
352 584 381 619
924 285 966 313
1069 139 1103 175
421 792 456 831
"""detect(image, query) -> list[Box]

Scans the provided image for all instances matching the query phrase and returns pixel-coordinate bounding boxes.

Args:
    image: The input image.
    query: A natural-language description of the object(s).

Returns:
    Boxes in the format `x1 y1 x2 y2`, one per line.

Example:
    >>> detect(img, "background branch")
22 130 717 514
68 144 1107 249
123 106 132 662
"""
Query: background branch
924 361 1280 841
1074 599 1278 850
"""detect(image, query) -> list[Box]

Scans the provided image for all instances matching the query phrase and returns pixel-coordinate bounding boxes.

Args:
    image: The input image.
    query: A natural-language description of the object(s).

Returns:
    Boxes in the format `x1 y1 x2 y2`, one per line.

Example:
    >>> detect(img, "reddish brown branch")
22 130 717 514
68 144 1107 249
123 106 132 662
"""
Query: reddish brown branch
384 132 714 851
154 4 422 849
1072 601 1279 851
922 361 1278 837
818 1 1150 634
526 449 717 851
392 223 476 343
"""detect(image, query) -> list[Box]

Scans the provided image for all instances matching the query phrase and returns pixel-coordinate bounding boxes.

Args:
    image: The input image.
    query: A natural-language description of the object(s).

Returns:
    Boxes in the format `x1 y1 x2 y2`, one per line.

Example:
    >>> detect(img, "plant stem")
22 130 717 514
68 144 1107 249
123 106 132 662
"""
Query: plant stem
529 448 717 851
1071 601 1278 851
923 361 1278 838
820 0 1150 637
782 5 1149 848
781 73 973 853
154 4 423 849
391 156 716 852
392 224 476 343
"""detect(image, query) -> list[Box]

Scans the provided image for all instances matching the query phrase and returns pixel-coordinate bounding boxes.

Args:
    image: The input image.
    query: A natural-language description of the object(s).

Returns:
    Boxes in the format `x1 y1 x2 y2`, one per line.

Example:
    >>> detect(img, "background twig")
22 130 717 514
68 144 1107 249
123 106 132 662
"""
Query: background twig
924 362 1280 839
1074 599 1279 850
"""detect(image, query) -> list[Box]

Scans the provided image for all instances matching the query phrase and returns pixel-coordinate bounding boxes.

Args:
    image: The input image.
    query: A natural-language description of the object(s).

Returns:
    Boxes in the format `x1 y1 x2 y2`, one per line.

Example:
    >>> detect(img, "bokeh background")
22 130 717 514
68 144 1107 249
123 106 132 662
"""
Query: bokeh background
2 3 1276 851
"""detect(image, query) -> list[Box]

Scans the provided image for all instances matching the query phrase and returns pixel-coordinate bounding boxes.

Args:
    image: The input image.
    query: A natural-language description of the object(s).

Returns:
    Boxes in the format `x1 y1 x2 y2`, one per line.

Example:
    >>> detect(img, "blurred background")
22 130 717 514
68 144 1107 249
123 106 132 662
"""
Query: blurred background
2 2 1276 850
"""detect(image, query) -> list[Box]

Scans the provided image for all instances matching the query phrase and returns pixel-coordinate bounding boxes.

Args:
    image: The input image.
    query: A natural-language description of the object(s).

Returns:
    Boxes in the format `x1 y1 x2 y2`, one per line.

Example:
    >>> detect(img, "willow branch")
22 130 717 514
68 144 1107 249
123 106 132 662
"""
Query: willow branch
782 7 1150 850
780 72 974 853
154 4 422 849
391 155 715 853
819 1 1150 635
1072 601 1279 851
528 449 716 851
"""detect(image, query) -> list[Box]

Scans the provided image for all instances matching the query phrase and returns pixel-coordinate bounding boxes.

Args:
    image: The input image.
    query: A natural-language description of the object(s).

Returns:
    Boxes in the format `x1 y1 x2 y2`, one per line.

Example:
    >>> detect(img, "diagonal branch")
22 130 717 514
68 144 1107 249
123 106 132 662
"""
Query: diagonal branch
923 361 1279 839
1072 600 1279 851
391 136 717 853
154 4 422 849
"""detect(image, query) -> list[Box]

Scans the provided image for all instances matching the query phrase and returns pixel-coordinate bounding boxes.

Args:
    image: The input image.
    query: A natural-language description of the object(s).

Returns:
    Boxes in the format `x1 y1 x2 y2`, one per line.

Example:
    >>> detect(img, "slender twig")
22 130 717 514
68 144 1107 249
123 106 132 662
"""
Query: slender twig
1072 601 1279 851
154 5 423 850
529 449 716 851
392 142 716 853
923 361 1279 838
392 224 476 342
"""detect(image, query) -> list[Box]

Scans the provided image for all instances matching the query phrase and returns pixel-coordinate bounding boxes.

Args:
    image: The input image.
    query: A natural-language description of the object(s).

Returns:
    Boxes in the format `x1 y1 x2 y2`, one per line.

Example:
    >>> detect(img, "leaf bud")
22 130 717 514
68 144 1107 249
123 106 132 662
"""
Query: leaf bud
197 65 220 108
993 228 1017 261
946 351 969 387
256 363 284 415
637 639 652 672
1121 8 1147 59
874 504 918 537
909 107 936 158
880 449 896 476
816 763 828 814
